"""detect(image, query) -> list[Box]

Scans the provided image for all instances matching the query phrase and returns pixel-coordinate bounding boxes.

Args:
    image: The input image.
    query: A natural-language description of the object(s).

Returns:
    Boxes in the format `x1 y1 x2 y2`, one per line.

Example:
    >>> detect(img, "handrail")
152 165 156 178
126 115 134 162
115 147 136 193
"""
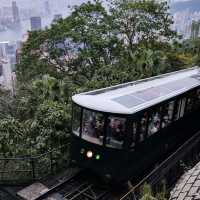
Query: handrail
0 144 70 185
0 144 69 160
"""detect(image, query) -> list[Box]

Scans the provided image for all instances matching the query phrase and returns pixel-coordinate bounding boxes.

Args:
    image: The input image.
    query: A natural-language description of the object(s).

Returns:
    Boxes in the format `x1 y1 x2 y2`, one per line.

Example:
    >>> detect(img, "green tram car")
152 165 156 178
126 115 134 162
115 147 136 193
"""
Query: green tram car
71 67 200 183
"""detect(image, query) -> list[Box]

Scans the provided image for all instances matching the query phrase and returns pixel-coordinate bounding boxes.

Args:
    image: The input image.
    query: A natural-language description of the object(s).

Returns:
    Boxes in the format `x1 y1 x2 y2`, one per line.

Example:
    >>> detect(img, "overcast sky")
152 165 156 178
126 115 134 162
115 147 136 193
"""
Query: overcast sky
0 0 84 8
0 0 190 7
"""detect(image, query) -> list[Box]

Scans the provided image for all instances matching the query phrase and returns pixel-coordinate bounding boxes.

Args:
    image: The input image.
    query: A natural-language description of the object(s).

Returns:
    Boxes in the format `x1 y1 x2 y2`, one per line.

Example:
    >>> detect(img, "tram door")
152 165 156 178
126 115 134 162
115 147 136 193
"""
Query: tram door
177 98 187 119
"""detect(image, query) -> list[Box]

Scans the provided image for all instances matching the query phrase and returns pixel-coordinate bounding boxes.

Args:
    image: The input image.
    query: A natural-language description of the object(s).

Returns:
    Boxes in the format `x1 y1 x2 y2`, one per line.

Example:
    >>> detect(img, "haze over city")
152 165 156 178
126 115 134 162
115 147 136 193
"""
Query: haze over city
0 0 199 90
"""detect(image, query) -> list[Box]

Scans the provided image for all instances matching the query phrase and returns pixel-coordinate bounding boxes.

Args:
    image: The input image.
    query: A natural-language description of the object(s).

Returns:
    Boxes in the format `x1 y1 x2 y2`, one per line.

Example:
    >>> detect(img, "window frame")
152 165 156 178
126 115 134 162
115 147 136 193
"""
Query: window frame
72 103 82 137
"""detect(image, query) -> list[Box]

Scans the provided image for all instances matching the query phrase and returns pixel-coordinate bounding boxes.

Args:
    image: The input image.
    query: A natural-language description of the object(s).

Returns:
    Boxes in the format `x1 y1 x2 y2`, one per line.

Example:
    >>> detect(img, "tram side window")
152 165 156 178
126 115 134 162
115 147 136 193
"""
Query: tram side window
130 122 137 148
161 101 175 128
82 109 104 145
148 108 161 137
186 91 196 113
174 98 186 120
194 89 200 109
139 112 148 142
72 104 81 136
106 116 126 149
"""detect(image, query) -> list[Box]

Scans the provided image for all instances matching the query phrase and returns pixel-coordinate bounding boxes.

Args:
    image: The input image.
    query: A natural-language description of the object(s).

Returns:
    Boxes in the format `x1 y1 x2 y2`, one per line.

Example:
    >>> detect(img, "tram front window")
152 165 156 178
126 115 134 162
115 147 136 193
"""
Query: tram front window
106 116 126 149
72 104 81 136
82 109 104 145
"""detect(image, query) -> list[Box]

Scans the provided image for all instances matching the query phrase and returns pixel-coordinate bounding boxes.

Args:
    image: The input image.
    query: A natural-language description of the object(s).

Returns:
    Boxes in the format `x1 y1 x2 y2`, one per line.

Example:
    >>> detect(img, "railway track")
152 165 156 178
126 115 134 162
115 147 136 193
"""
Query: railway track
17 130 200 200
30 169 110 200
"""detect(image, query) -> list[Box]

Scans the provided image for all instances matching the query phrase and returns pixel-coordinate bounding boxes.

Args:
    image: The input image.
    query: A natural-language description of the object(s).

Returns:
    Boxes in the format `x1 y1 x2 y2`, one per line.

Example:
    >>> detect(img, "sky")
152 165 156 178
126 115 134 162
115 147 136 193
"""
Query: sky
0 0 84 10
0 0 190 7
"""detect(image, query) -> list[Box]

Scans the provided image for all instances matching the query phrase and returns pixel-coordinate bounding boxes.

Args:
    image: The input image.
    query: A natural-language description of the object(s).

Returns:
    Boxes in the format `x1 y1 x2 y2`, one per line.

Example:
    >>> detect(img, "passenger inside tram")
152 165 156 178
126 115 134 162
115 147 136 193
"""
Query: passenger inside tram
82 110 104 145
106 117 126 149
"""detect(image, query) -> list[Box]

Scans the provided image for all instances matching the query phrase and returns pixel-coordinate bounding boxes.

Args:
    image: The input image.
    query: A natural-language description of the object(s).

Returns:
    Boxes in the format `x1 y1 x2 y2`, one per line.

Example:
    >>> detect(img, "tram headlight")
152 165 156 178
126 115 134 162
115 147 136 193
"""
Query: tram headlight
86 150 93 158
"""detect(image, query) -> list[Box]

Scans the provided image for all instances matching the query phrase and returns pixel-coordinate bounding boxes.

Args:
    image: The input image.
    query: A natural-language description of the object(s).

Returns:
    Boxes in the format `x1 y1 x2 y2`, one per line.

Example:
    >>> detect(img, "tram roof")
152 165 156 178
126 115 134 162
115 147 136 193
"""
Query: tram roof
72 66 200 115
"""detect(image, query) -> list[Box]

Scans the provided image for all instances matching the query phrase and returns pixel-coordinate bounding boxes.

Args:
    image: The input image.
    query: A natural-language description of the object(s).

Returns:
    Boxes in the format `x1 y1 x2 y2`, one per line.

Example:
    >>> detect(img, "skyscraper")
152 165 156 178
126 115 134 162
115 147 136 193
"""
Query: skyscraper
12 1 20 24
44 1 51 16
30 17 42 31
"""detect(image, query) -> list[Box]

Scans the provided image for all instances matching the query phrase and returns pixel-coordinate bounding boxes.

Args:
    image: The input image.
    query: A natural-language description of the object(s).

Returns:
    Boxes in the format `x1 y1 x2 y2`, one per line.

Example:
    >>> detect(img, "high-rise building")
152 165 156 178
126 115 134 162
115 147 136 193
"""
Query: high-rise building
12 1 20 24
3 7 12 18
0 41 9 59
30 16 42 31
44 1 51 16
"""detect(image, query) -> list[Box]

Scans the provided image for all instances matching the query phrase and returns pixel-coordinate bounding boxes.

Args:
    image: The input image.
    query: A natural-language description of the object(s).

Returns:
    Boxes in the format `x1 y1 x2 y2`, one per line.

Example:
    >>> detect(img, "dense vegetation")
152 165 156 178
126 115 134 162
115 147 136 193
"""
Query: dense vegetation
0 0 199 160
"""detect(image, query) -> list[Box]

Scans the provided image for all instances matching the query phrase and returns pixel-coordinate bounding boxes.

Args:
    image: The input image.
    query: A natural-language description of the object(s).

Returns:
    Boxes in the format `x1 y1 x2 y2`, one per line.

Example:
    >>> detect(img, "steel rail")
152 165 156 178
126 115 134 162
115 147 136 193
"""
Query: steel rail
33 169 83 200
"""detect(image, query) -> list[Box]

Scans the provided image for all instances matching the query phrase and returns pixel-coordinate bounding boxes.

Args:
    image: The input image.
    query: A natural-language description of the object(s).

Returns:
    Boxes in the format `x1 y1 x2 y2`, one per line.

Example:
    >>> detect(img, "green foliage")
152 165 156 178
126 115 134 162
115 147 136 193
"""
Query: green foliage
140 183 156 200
140 183 167 200
17 0 180 89
0 117 28 157
1 0 198 161
0 75 71 157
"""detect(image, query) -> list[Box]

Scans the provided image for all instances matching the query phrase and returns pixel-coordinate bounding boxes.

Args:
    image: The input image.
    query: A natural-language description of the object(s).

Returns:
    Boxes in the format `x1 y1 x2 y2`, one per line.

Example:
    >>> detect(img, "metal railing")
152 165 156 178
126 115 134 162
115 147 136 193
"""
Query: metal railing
120 131 200 200
0 143 70 185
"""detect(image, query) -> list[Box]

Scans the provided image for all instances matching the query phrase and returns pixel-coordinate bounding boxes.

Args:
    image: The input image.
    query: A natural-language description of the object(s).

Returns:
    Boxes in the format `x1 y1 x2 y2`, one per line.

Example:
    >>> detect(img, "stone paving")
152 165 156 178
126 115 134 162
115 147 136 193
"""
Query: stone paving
170 162 200 200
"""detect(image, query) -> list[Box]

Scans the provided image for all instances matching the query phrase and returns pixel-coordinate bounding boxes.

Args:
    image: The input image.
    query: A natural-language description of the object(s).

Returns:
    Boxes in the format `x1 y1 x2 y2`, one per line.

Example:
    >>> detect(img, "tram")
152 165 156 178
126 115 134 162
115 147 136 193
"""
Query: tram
70 67 200 183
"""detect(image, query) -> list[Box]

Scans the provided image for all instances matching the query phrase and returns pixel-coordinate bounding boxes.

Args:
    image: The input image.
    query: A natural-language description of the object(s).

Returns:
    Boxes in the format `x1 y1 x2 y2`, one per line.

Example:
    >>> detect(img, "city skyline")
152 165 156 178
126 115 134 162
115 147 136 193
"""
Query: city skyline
0 0 190 7
0 0 84 8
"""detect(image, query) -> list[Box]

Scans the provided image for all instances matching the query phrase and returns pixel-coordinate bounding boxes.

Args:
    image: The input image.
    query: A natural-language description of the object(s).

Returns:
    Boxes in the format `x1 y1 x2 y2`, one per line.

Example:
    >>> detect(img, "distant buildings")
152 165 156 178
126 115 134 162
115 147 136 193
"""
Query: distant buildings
0 41 17 91
12 1 20 24
30 16 42 31
44 1 51 16
0 41 9 59
172 7 200 39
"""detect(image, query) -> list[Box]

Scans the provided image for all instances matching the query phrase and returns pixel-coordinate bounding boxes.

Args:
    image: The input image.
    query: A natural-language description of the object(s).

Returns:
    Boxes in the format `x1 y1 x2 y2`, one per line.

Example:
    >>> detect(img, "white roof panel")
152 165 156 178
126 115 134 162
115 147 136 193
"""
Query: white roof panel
72 67 200 114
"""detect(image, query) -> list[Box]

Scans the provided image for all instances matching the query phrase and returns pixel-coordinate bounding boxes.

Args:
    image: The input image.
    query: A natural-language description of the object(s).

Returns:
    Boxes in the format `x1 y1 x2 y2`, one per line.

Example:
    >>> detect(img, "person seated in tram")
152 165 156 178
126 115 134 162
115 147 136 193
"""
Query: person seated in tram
162 115 169 128
149 121 159 135
107 118 123 142
113 123 124 141
95 119 104 142
87 116 96 137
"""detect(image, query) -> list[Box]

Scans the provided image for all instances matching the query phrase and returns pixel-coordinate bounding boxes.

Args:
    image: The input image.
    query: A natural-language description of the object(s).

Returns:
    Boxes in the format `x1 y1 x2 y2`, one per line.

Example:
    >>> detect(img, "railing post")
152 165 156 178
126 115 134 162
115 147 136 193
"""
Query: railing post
31 157 36 180
50 150 53 174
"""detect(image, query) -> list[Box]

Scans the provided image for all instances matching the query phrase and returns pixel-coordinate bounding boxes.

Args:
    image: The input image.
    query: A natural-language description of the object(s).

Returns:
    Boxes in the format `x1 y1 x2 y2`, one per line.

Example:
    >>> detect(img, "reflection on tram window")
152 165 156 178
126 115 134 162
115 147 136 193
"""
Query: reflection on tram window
82 109 104 145
139 112 148 141
106 117 126 149
148 108 161 136
130 122 137 148
72 104 81 136
174 98 186 120
161 101 175 128
174 99 182 120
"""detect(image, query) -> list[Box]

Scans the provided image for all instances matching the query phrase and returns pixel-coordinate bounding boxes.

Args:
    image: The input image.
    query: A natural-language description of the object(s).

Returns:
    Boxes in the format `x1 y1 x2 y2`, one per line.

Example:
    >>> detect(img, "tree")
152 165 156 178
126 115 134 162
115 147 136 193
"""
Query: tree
17 0 178 89
110 0 175 48
140 183 156 200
